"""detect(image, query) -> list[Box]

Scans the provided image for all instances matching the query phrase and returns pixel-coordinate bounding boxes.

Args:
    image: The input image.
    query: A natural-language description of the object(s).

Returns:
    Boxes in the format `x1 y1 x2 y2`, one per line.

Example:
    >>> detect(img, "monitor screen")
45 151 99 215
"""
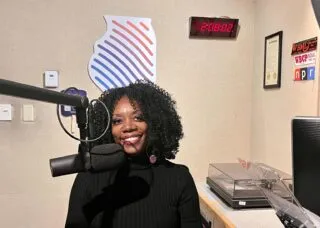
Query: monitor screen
292 116 320 217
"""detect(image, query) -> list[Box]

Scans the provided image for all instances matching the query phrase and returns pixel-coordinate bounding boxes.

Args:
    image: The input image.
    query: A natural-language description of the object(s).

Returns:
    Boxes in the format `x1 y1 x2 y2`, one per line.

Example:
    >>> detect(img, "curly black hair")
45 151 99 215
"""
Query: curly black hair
90 80 184 160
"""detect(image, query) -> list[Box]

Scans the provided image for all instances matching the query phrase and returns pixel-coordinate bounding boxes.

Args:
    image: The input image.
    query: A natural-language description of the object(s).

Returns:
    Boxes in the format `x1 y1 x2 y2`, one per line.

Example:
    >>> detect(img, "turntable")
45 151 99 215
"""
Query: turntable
206 163 292 209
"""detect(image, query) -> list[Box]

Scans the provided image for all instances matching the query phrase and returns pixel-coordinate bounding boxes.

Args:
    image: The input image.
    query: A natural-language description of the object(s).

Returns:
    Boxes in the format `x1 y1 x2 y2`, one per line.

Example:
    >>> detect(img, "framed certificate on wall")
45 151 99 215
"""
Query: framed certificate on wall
263 31 283 89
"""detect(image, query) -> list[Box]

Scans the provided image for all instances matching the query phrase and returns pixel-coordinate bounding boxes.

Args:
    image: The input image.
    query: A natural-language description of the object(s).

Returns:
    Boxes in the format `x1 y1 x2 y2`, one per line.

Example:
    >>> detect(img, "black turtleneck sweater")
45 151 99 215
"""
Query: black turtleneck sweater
65 156 202 228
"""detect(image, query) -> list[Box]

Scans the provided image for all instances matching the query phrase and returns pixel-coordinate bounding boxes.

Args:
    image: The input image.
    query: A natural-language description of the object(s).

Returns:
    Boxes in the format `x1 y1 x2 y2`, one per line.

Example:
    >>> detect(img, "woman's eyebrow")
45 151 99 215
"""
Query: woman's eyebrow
133 110 142 114
112 114 122 117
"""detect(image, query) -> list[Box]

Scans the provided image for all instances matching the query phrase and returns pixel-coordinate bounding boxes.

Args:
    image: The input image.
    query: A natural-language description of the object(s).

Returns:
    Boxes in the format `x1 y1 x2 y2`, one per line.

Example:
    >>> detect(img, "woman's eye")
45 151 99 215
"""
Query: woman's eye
135 115 145 121
112 119 122 125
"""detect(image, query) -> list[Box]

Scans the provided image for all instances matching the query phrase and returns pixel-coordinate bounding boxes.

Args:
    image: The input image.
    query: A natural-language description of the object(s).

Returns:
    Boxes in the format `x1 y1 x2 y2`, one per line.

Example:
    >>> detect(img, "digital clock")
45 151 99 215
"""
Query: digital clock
189 17 239 38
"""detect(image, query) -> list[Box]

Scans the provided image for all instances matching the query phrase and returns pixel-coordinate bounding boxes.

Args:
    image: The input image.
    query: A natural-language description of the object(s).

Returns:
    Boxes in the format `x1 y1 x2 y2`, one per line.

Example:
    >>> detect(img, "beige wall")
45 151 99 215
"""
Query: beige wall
251 0 320 174
0 0 255 227
2 0 319 227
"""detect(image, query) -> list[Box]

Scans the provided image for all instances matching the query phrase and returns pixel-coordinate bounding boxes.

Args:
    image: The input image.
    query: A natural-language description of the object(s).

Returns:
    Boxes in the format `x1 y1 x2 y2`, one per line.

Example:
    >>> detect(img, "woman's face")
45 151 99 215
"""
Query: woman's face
111 96 148 155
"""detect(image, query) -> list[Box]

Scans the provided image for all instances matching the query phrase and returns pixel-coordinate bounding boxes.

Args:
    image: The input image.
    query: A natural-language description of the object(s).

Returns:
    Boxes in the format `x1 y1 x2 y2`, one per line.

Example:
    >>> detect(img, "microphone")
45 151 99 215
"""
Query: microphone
49 143 126 177
0 78 120 177
90 143 126 171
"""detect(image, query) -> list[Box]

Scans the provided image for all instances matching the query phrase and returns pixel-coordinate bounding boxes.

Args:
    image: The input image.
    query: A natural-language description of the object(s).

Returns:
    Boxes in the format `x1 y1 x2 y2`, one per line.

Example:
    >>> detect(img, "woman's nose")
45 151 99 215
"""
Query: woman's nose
122 119 137 132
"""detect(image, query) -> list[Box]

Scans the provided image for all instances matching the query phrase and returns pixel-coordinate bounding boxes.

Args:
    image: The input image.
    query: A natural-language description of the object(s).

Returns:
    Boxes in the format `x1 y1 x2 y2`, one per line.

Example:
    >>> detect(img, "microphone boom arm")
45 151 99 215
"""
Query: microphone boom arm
0 78 89 109
0 78 91 176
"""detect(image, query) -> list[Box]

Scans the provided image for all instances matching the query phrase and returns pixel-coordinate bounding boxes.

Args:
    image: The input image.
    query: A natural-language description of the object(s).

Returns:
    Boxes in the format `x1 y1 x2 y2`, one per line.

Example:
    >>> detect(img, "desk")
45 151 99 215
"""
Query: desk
197 183 284 228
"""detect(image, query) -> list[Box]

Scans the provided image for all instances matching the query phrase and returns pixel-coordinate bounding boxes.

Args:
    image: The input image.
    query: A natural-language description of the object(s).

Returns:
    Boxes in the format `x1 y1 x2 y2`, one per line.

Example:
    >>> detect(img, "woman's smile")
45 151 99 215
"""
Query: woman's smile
111 96 148 155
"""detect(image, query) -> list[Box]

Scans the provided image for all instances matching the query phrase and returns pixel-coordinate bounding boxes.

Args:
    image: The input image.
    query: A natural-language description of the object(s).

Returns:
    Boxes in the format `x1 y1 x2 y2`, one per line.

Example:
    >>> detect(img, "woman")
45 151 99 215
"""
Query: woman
65 80 202 228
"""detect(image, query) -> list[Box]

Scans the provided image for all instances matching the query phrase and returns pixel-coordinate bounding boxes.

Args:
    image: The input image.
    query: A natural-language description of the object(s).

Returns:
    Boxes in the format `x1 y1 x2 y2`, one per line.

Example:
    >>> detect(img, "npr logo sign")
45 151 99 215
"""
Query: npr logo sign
294 66 315 81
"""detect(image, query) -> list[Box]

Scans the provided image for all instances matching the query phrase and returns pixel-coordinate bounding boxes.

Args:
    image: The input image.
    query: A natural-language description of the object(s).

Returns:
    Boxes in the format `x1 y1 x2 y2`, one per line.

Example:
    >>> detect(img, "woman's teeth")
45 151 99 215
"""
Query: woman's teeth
123 136 139 143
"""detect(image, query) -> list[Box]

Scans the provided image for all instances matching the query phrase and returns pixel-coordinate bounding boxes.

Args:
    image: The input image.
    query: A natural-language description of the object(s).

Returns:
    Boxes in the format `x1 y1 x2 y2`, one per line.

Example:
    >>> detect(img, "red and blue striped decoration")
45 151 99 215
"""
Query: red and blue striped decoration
88 16 157 91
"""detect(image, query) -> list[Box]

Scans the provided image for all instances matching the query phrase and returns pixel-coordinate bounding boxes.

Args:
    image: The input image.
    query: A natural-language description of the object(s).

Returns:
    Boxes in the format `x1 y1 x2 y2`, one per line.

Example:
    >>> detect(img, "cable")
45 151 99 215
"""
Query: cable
56 87 110 143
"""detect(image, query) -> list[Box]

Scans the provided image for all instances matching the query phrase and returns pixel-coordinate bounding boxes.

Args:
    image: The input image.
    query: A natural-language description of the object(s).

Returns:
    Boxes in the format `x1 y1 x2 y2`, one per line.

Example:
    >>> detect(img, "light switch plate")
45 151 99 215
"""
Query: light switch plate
0 104 12 121
22 104 35 122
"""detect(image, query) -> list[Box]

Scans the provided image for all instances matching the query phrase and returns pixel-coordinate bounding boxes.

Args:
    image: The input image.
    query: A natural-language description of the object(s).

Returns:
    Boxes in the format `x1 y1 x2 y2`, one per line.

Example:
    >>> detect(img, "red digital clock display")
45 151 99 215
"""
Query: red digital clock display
189 17 239 38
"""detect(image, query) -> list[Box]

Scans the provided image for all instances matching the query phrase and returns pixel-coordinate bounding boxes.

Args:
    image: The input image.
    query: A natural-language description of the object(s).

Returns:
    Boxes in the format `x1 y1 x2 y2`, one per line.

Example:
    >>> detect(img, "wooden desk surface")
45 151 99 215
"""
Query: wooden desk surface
197 183 284 228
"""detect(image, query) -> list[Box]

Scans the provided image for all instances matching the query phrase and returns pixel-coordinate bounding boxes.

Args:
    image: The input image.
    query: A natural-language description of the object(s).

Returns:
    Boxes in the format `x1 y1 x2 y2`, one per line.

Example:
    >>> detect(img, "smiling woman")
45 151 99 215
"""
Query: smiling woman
111 96 148 156
64 80 202 228
91 80 184 161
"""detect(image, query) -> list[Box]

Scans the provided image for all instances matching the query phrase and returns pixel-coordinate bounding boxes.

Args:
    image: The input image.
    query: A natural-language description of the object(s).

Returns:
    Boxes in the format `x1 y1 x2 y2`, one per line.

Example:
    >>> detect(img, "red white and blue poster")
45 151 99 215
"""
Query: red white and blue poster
88 15 157 91
292 37 317 81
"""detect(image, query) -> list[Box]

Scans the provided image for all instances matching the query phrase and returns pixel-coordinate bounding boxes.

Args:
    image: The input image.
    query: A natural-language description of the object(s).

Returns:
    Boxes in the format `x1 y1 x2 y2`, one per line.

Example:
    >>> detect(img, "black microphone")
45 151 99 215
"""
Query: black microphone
0 78 122 177
90 143 126 171
50 143 126 177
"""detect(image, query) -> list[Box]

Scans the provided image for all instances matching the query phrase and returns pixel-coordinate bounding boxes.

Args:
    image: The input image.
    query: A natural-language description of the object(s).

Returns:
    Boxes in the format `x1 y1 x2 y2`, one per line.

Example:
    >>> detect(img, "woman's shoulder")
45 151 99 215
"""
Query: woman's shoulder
156 160 192 176
157 159 187 168
156 160 197 193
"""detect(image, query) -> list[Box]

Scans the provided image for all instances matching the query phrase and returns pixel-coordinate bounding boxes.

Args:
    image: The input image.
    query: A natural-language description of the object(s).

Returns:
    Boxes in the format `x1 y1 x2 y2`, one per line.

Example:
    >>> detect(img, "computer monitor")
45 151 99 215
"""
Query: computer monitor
292 116 320 217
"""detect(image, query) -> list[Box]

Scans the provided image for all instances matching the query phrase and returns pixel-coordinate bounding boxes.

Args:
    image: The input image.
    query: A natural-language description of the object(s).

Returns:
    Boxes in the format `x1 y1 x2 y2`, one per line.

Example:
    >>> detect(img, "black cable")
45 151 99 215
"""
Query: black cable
56 87 110 143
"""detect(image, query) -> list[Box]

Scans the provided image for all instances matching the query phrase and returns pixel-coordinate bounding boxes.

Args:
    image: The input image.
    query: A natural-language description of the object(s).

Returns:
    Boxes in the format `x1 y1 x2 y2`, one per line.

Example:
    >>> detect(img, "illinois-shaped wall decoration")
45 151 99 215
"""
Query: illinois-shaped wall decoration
88 15 157 91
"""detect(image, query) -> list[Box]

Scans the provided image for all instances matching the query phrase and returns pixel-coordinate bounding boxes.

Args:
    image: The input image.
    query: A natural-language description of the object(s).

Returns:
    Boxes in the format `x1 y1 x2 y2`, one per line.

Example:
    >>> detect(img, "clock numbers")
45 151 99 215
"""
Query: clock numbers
199 22 234 33
213 23 220 32
189 17 239 38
